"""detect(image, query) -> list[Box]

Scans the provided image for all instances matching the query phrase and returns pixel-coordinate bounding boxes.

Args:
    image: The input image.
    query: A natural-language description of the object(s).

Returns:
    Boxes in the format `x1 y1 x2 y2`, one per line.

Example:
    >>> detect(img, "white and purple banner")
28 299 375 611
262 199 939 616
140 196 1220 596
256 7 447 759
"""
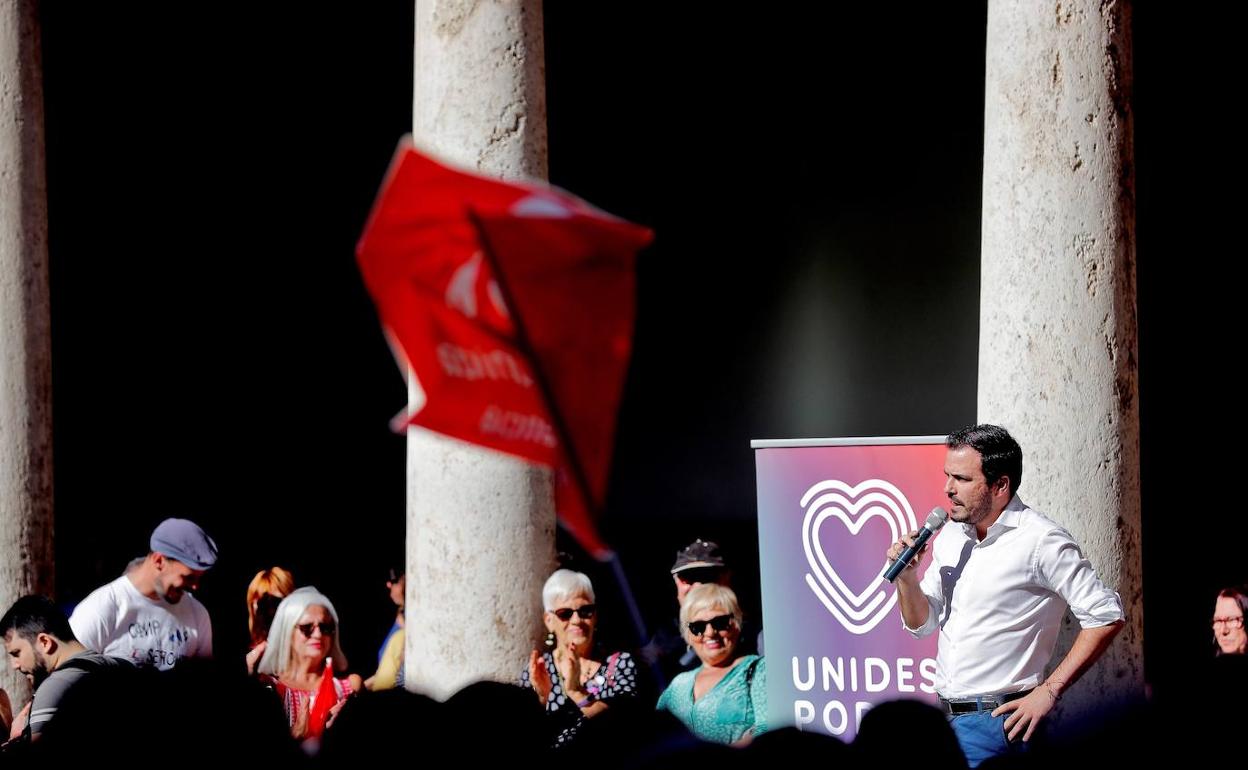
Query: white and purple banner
753 437 946 740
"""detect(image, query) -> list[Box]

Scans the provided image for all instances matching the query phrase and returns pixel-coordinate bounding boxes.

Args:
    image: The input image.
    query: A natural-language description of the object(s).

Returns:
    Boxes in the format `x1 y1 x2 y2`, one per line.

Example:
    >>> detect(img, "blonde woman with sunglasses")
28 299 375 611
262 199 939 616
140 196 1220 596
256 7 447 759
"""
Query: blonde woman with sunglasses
656 583 766 746
257 587 362 742
520 569 638 749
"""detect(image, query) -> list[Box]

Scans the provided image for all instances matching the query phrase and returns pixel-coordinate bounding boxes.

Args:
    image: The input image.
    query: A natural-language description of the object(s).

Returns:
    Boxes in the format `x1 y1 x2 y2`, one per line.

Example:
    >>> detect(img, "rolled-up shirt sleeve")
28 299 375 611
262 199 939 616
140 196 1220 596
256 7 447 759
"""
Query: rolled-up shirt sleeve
1034 527 1125 628
902 560 945 638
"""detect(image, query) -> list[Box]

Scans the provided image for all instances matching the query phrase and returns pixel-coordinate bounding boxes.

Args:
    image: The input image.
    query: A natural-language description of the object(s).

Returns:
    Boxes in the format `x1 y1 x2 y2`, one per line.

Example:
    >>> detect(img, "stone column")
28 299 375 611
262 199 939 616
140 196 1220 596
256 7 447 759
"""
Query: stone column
979 0 1142 730
406 0 554 699
0 0 54 700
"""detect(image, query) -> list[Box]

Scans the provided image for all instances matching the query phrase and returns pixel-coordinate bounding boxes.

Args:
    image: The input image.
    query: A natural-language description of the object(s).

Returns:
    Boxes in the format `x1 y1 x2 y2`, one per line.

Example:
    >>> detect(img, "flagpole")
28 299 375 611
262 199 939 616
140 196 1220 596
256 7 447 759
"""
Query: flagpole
606 551 650 644
466 209 654 655
466 208 600 537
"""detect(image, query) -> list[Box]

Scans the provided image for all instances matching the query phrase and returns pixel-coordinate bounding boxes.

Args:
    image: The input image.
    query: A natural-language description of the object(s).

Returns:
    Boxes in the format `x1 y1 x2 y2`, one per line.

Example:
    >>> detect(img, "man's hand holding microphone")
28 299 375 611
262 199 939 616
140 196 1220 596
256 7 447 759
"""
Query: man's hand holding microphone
885 507 948 629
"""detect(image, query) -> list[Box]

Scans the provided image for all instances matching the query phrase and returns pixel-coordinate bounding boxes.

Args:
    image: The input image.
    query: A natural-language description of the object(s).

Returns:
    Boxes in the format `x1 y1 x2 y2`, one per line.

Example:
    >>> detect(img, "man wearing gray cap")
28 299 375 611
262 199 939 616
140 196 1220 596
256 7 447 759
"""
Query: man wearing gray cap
69 518 218 670
641 539 762 686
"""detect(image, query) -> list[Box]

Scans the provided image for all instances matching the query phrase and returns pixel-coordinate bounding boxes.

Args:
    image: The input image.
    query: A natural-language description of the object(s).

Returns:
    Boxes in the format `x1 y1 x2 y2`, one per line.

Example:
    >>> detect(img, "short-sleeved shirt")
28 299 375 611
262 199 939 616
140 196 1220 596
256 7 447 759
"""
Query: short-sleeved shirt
29 651 135 736
69 574 212 670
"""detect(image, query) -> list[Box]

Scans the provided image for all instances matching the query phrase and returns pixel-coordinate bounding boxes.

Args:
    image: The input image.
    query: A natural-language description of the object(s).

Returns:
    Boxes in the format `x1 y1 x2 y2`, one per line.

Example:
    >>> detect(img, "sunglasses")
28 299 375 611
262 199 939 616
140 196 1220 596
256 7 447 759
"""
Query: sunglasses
552 605 597 622
687 614 734 636
297 622 336 638
676 568 724 585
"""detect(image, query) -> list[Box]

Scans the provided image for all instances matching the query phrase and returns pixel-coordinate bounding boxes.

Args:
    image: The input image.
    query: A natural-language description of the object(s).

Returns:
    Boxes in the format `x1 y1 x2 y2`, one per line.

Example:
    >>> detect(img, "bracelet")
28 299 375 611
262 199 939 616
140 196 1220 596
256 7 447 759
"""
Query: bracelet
1043 681 1063 701
576 696 592 708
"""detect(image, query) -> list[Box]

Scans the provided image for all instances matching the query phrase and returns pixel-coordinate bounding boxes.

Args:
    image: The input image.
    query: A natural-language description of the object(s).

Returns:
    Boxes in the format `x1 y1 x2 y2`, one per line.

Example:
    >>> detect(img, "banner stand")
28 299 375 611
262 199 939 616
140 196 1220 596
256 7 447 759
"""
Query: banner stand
752 435 946 740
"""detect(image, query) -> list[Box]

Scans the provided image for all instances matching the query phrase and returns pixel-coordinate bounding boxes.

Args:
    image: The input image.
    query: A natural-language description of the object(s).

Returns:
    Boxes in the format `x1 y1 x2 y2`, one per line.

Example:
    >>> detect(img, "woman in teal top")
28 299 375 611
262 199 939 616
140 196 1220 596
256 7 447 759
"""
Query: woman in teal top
656 584 767 745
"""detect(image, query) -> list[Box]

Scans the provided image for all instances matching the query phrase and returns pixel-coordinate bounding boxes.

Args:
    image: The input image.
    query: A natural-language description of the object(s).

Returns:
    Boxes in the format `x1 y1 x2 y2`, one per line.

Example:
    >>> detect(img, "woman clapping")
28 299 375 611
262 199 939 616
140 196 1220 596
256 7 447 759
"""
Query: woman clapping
520 569 637 749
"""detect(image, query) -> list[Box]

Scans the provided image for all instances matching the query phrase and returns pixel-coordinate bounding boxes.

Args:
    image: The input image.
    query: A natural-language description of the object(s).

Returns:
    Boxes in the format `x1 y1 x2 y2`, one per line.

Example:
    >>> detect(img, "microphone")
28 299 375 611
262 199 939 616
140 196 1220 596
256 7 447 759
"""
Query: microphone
884 507 949 583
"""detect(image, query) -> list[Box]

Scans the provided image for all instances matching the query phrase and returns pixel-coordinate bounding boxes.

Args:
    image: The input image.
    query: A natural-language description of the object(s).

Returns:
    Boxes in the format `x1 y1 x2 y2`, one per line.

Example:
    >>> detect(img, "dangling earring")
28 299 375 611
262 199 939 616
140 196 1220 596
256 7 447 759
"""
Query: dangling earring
545 631 556 648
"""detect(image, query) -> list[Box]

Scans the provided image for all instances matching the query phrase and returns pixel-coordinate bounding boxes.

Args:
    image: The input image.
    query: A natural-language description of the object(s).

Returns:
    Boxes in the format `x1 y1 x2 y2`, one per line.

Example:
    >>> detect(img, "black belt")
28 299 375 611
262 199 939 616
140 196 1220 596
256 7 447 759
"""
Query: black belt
939 689 1033 715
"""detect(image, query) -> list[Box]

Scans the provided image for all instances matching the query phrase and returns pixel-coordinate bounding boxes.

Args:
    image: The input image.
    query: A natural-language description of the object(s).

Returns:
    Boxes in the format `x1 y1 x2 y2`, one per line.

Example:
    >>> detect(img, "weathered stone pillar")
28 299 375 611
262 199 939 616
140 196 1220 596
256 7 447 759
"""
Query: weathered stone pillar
979 0 1142 730
406 0 554 699
0 0 54 700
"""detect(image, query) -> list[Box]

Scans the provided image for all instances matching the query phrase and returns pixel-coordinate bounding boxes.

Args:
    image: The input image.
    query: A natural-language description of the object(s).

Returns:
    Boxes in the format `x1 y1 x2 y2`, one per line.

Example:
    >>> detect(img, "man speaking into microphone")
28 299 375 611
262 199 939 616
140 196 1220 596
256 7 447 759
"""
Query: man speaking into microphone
885 424 1124 767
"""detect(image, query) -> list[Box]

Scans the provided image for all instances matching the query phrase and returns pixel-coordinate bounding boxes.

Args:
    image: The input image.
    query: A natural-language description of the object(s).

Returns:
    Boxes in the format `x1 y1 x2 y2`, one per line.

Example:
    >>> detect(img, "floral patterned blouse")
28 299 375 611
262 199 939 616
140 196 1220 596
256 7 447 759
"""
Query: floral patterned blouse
519 649 638 748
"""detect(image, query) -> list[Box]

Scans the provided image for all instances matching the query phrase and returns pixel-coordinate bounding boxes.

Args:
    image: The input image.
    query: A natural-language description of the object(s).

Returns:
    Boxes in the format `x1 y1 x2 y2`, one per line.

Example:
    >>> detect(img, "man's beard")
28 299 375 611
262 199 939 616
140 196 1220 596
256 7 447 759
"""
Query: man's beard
155 577 183 604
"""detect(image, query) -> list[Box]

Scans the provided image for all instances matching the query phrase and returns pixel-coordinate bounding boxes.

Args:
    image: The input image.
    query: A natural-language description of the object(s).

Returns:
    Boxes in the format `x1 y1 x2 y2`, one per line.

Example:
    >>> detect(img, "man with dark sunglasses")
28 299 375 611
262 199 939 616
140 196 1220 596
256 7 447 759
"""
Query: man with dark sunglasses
640 539 762 686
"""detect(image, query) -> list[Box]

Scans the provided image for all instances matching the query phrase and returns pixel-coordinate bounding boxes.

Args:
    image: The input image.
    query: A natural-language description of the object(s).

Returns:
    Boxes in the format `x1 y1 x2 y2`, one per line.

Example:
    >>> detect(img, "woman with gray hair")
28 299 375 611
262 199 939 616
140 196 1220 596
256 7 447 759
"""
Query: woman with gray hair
519 568 637 749
257 586 362 741
656 583 766 745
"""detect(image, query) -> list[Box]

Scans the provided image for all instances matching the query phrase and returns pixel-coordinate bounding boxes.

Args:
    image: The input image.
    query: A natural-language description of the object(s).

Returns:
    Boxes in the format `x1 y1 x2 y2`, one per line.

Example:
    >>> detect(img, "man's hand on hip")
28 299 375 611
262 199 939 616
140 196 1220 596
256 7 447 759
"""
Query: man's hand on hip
992 687 1056 742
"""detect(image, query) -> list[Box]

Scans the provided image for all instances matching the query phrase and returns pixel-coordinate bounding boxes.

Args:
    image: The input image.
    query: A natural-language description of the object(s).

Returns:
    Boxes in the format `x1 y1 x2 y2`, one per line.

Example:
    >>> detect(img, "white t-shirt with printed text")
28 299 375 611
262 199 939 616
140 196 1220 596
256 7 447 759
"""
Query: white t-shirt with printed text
69 574 212 670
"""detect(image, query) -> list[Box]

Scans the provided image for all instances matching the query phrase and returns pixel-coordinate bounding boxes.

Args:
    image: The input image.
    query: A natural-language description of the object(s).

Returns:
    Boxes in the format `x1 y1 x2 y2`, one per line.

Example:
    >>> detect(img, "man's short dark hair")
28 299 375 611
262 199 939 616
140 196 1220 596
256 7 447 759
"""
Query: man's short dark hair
946 424 1023 495
0 595 77 644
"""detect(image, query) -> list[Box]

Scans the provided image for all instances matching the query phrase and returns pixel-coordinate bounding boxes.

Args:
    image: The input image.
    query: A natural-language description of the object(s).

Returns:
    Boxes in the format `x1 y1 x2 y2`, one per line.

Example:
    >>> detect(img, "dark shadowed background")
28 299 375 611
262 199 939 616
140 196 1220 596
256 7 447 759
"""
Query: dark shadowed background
36 3 1241 697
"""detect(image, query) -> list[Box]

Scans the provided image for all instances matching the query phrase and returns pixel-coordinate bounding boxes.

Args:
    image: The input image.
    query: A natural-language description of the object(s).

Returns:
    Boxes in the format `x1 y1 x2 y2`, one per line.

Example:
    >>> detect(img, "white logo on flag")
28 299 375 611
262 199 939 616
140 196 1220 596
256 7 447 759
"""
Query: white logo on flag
446 251 508 320
799 479 919 635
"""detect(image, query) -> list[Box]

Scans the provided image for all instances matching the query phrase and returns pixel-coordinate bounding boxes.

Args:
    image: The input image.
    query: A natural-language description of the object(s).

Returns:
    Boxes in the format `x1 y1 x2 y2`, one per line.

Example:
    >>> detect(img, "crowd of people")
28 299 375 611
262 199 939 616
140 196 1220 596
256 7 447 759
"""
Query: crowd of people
0 425 1243 767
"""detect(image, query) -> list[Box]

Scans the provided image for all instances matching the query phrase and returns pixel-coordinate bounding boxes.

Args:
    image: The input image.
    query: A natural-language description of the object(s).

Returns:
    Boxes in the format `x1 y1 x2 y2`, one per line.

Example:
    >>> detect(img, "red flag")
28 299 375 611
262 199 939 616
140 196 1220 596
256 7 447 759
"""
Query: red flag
307 658 337 738
356 140 652 558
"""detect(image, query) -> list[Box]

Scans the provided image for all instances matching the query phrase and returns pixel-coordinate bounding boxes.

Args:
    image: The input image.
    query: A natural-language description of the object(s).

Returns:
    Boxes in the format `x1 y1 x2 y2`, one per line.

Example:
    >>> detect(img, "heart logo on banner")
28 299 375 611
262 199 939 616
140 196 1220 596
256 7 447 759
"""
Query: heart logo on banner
799 479 919 635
